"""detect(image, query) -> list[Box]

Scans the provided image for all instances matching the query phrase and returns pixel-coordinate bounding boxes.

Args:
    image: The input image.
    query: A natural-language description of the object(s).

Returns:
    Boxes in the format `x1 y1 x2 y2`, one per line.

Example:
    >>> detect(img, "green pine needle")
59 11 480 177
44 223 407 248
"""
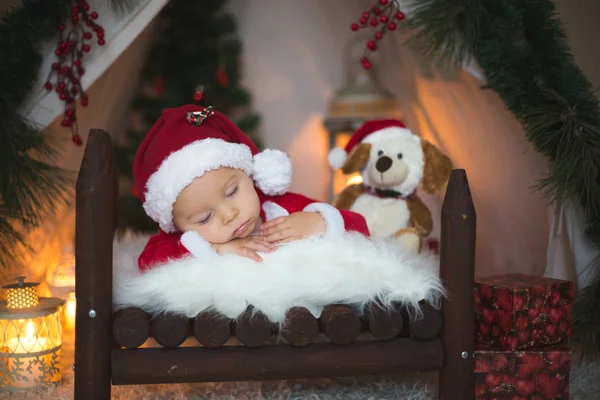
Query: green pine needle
402 0 600 355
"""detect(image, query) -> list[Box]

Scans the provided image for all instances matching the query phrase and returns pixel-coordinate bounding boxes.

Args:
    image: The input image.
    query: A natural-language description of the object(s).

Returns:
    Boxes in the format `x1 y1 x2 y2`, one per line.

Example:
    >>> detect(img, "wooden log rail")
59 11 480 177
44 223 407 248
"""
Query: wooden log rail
112 301 443 348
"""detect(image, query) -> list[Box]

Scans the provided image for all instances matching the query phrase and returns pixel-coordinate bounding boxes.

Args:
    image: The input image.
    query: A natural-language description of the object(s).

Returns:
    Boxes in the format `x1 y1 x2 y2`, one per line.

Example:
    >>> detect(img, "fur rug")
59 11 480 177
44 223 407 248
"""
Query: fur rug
113 232 444 323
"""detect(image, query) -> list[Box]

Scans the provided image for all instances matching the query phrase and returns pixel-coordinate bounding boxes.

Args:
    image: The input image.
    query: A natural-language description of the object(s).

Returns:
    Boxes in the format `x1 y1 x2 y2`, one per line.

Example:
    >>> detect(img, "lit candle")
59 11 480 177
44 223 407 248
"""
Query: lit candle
5 321 48 389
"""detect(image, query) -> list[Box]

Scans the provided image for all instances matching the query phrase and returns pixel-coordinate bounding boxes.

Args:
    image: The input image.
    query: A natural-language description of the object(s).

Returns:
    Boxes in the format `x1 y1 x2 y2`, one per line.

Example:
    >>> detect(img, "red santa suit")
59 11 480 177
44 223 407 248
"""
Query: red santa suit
132 104 370 272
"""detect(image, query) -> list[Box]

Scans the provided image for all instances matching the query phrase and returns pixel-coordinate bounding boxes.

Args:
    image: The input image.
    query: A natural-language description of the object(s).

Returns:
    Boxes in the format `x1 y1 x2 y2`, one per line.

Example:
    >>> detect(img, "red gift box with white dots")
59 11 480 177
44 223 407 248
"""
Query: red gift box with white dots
474 344 571 399
474 273 574 351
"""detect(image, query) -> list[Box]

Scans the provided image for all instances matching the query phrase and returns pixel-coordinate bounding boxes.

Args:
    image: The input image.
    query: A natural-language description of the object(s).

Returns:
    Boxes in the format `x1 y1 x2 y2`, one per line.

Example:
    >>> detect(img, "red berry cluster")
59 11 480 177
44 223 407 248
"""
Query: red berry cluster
475 349 571 398
44 0 105 145
350 0 405 70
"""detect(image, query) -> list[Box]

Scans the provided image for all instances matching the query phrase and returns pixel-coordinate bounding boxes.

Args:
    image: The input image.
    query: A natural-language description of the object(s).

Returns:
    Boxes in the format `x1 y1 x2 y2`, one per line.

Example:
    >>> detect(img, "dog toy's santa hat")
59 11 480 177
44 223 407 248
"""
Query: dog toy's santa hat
327 119 414 170
134 104 292 233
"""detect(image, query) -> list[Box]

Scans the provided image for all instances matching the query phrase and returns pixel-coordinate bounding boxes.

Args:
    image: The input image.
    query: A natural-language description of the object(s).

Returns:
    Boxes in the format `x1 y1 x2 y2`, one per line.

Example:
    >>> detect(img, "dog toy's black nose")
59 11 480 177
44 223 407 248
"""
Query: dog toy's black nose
375 156 393 173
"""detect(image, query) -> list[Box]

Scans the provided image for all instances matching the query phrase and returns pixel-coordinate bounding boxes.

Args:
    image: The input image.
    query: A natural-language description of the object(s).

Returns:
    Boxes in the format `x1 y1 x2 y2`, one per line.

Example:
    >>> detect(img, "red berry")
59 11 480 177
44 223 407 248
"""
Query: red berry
55 49 62 56
375 31 383 40
78 67 85 75
72 135 83 145
83 44 91 52
360 56 371 69
360 16 367 25
97 31 104 38
66 109 74 117
362 12 369 19
45 82 53 90
72 15 79 23
60 41 67 49
59 92 67 100
74 59 82 67
84 32 92 40
367 40 377 51
81 99 89 107
84 3 90 11
388 22 397 30
91 11 99 19
58 24 65 31
396 11 405 20
351 23 359 31
58 82 66 90
85 20 92 27
61 66 69 74
370 18 379 27
379 0 388 4
380 15 388 23
98 39 105 46
72 6 79 15
373 8 381 15
61 119 69 127
52 63 59 70
71 87 79 94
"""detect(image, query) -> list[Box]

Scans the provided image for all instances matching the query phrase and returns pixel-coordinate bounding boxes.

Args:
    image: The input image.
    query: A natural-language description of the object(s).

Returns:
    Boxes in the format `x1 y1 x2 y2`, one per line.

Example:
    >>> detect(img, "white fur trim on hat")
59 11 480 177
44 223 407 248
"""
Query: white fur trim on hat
252 149 292 196
328 147 347 170
143 138 254 233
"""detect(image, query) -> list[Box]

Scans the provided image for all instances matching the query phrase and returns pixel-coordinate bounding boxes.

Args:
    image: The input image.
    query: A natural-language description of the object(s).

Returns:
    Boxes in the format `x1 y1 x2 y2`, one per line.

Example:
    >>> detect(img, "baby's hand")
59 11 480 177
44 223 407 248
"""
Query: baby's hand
259 212 326 244
213 237 276 262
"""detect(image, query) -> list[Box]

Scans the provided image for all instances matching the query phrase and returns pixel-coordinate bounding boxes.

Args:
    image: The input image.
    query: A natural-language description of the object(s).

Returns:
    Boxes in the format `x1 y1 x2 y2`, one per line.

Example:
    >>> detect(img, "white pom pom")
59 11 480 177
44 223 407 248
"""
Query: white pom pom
328 147 347 170
253 149 292 195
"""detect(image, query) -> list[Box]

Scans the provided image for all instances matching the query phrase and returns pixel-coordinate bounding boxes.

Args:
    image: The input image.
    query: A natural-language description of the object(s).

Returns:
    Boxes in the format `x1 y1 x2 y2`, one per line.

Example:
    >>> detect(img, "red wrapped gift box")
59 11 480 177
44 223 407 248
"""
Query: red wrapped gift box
475 273 574 351
474 344 571 399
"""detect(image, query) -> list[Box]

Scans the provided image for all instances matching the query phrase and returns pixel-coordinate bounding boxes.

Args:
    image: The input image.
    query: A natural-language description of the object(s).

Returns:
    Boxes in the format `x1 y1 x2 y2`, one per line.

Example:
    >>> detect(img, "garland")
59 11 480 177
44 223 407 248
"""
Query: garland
394 0 600 354
0 0 136 272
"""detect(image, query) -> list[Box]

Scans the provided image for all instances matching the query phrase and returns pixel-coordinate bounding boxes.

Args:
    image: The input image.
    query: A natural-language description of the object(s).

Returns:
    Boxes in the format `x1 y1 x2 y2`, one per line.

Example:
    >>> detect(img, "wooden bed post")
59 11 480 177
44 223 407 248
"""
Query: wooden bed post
74 130 117 400
438 169 476 400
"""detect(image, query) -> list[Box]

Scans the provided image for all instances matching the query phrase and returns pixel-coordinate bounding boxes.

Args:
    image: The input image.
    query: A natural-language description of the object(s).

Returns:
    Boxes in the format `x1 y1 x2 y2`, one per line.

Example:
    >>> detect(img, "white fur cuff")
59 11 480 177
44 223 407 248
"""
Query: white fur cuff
303 202 345 238
180 231 218 260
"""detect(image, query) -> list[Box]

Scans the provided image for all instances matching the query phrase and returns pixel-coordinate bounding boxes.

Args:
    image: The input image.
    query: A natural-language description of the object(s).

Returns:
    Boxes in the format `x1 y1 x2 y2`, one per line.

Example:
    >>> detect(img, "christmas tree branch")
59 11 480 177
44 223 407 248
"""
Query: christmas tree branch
402 0 600 354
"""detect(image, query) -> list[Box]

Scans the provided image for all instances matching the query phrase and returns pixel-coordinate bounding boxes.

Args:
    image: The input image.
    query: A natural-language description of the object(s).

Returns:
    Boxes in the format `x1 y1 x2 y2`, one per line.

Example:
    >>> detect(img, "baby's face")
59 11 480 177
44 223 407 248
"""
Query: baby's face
172 168 261 244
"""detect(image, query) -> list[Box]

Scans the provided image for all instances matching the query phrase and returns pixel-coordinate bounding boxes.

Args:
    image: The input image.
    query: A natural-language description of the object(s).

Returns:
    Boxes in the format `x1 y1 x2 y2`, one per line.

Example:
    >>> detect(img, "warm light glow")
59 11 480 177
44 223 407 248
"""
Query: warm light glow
25 320 35 339
346 174 363 185
65 292 76 331
332 132 365 196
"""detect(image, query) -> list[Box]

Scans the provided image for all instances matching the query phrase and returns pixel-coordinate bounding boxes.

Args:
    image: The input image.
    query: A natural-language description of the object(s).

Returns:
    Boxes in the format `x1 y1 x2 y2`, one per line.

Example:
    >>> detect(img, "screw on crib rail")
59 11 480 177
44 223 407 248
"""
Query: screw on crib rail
438 169 476 400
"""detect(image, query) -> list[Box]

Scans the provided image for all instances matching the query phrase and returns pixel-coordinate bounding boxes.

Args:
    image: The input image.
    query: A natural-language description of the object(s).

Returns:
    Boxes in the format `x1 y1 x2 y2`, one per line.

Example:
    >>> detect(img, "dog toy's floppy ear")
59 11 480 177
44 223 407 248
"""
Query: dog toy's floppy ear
333 143 372 174
419 139 453 197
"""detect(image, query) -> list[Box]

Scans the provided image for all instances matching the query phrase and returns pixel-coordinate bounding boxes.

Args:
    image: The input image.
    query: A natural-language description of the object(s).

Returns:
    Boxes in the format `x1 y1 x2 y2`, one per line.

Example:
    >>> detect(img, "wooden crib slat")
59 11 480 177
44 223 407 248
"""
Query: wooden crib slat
111 337 443 385
282 307 319 346
193 311 231 348
151 313 190 348
409 302 443 340
75 130 118 400
438 169 476 400
319 305 361 345
367 303 404 341
113 308 150 348
235 307 272 347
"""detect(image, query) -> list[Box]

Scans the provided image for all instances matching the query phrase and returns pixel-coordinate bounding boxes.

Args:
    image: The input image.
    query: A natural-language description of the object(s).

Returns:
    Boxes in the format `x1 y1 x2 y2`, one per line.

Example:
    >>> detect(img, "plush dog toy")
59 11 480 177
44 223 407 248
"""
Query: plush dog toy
328 119 453 253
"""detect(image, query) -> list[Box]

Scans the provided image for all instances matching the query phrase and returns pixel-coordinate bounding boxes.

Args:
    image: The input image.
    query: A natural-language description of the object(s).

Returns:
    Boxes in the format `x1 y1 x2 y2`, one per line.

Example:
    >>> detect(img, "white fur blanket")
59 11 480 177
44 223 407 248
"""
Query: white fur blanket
113 232 445 323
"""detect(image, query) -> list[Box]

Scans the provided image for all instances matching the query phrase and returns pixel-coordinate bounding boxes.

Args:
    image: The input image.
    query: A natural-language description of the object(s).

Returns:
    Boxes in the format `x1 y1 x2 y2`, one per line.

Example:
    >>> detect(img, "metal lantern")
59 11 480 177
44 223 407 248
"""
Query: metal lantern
0 277 64 391
324 54 402 200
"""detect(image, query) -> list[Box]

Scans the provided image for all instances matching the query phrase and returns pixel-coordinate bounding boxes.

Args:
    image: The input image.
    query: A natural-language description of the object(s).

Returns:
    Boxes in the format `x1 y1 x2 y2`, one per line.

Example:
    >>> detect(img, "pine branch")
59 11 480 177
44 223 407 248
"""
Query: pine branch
401 0 600 354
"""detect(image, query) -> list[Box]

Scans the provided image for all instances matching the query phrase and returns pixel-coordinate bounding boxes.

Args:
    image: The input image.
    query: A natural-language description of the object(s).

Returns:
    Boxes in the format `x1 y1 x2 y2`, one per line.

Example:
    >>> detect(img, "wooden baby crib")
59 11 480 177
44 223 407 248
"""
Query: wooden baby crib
73 130 476 400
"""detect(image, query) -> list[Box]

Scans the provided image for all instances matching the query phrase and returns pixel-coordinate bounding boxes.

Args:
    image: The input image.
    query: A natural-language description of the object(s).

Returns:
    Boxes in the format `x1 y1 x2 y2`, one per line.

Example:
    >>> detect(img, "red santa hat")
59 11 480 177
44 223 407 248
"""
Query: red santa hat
328 119 412 169
134 104 292 233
